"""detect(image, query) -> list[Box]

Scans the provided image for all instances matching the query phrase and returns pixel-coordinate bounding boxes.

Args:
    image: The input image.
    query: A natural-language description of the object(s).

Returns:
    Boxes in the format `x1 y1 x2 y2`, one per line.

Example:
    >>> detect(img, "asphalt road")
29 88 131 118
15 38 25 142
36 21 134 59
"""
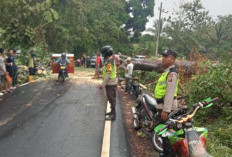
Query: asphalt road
0 76 129 157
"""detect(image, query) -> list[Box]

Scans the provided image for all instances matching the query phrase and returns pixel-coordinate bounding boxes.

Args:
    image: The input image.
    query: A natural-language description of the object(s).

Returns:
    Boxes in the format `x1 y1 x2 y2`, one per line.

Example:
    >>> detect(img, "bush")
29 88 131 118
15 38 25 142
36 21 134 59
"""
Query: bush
183 62 232 120
182 61 232 156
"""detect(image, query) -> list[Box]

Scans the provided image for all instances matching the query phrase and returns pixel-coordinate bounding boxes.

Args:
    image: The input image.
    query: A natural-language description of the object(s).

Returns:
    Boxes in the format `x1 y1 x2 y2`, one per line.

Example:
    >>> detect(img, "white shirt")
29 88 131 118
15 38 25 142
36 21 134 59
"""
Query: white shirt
125 63 134 78
0 56 6 76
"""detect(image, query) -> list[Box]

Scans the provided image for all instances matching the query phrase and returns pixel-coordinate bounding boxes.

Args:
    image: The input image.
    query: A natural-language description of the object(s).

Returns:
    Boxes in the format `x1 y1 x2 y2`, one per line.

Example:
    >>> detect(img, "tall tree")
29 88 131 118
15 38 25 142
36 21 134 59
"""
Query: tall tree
125 0 154 40
163 0 213 55
0 0 59 49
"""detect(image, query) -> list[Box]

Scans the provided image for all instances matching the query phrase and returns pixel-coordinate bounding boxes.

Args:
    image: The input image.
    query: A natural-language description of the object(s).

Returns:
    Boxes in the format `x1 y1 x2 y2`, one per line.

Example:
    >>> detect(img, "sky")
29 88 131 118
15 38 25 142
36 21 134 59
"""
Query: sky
146 0 232 29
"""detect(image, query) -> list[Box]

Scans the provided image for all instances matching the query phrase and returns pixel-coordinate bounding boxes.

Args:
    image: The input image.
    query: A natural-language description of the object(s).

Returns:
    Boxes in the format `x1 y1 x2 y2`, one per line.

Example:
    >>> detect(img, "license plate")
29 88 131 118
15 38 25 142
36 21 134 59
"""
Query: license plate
60 66 65 69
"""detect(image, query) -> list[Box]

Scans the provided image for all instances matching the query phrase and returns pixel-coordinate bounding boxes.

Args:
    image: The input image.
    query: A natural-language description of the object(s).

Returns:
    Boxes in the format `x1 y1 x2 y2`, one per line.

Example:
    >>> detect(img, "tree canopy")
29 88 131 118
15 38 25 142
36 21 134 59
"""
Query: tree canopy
0 0 231 59
0 0 155 57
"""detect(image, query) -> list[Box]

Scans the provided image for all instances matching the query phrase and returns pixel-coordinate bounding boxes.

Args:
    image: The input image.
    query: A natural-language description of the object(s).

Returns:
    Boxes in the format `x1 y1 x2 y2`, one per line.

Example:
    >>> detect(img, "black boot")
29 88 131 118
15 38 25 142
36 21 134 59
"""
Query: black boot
105 111 113 115
159 153 175 157
105 110 116 121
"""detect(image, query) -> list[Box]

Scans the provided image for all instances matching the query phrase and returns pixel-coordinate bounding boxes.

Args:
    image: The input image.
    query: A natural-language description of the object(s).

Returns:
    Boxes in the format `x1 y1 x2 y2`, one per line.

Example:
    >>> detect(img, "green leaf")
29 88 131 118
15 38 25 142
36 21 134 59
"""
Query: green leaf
50 8 58 20
43 11 52 23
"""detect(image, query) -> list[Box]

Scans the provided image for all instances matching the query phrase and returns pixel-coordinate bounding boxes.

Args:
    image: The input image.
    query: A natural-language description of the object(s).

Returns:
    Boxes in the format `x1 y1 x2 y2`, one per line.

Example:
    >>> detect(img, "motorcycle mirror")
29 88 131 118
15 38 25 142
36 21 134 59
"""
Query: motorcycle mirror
203 98 213 108
154 124 168 135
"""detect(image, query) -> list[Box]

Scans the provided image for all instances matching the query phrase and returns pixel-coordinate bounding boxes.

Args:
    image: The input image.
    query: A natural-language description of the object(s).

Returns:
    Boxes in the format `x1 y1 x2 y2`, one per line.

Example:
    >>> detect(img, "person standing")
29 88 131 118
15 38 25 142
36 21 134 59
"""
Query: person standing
124 57 134 93
28 50 36 83
12 49 18 87
92 53 101 79
99 46 118 121
154 49 179 157
81 54 86 67
6 49 15 90
0 48 10 95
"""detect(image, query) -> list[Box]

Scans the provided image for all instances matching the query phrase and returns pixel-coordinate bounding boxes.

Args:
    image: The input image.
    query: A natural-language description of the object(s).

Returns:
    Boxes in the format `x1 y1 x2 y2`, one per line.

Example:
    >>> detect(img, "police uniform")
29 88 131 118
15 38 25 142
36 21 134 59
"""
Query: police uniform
154 61 179 157
155 65 179 113
102 56 118 119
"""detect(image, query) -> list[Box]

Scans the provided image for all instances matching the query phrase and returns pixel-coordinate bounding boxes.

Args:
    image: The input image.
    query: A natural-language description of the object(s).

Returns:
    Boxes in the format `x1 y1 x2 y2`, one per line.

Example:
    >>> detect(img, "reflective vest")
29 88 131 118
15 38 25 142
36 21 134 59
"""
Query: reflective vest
102 60 117 79
154 68 179 100
28 55 35 68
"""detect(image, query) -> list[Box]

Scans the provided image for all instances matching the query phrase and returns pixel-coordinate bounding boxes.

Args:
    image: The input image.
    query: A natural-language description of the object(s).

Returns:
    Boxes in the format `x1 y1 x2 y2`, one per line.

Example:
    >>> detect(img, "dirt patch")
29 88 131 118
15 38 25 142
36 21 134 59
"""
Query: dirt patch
48 67 102 85
74 67 95 77
119 88 158 157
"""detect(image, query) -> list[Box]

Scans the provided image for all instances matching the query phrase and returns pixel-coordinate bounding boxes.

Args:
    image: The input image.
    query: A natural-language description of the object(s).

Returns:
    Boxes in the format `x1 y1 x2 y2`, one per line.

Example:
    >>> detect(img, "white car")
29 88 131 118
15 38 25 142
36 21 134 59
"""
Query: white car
134 55 145 60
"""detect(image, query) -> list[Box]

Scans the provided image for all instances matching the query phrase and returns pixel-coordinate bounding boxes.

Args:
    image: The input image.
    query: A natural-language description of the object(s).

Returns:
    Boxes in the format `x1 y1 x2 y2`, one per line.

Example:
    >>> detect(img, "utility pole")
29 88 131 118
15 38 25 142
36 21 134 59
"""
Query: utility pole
155 2 163 59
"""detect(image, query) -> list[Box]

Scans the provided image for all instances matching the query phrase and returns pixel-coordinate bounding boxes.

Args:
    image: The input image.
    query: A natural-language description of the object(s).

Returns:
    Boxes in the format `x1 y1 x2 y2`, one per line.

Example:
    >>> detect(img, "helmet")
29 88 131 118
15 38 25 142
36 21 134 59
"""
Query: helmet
101 45 113 58
61 53 66 57
161 49 177 58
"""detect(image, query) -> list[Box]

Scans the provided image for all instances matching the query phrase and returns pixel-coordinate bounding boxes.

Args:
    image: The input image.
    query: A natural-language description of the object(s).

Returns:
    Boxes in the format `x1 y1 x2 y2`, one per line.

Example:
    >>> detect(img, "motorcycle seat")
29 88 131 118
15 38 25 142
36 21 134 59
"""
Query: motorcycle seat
143 94 157 113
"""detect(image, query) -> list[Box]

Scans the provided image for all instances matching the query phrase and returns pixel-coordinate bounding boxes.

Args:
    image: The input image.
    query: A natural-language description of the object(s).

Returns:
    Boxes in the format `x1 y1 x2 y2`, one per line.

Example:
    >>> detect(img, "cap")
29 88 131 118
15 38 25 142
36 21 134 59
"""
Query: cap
161 49 177 58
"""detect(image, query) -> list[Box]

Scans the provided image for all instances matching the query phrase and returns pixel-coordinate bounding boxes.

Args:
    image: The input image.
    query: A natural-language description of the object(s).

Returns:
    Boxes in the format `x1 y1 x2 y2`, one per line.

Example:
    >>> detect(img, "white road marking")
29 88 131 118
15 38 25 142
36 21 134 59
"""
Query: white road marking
19 82 30 87
101 101 111 157
19 79 41 87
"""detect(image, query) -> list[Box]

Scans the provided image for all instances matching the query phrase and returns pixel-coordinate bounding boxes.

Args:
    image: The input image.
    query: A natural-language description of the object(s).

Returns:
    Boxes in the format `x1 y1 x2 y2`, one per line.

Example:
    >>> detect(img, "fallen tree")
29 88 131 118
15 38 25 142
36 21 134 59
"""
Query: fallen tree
132 60 196 75
118 53 197 75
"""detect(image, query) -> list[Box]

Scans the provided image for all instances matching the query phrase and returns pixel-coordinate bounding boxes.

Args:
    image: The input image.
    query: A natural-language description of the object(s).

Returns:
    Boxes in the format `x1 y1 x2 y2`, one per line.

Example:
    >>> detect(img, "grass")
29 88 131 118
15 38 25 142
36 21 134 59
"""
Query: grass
205 120 232 157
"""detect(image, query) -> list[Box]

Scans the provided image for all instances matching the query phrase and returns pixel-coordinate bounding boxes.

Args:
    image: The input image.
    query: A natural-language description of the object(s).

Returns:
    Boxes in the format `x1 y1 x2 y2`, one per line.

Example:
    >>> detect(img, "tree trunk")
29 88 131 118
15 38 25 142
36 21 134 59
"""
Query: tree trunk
118 53 196 75
132 60 196 74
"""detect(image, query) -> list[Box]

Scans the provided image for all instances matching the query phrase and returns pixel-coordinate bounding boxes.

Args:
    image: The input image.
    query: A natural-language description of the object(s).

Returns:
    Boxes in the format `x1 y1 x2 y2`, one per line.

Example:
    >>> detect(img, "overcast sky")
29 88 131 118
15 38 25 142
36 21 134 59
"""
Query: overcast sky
146 0 232 29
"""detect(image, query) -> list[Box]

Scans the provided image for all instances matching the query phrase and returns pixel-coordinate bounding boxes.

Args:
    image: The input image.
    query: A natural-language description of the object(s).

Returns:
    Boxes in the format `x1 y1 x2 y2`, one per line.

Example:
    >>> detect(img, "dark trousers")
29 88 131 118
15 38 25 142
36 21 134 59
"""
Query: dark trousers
156 110 175 157
105 85 117 110
162 137 175 157
29 67 35 76
12 67 18 86
7 66 18 86
7 67 13 77
125 77 130 92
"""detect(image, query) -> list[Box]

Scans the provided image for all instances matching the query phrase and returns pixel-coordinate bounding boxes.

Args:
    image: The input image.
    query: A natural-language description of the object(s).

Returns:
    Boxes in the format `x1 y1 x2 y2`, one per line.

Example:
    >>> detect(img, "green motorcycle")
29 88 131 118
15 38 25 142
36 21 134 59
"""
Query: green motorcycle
153 97 218 157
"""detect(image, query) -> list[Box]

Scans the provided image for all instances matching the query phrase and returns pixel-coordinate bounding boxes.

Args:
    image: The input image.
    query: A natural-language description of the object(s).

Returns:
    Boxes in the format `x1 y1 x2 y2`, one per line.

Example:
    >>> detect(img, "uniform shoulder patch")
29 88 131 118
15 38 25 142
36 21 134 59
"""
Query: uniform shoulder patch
106 63 112 73
168 77 173 82
167 73 173 82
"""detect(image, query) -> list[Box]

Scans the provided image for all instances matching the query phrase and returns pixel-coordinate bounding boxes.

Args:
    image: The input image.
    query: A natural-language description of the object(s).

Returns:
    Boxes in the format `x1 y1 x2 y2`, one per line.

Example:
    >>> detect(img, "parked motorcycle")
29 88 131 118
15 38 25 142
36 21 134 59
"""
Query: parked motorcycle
128 77 142 99
153 97 218 157
131 94 186 134
131 94 159 132
58 63 68 82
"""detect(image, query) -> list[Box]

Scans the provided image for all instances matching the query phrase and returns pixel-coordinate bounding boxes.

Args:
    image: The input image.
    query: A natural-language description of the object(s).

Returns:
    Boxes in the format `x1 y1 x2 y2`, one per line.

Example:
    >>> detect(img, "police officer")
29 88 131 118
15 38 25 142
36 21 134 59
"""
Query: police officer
99 46 118 121
154 49 179 157
28 50 37 83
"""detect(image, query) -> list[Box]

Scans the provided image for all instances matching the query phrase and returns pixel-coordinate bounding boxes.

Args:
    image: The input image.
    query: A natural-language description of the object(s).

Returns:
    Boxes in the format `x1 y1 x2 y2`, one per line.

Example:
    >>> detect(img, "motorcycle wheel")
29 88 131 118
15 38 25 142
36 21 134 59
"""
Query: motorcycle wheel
152 132 164 152
62 72 65 83
132 118 141 130
58 74 60 81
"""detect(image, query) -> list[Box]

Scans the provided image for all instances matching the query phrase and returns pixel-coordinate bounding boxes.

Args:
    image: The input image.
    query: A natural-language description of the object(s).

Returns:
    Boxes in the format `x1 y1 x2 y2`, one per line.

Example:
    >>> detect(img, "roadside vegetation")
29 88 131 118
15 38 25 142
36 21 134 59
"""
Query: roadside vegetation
132 59 232 156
